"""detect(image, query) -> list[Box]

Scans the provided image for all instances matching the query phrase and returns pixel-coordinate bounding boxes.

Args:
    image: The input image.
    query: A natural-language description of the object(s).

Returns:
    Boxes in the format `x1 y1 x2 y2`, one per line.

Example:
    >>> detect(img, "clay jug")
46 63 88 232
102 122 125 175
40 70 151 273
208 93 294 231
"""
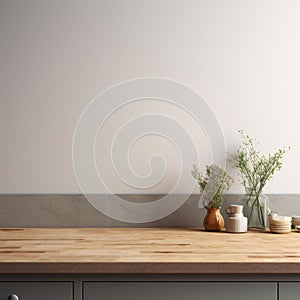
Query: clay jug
203 207 224 231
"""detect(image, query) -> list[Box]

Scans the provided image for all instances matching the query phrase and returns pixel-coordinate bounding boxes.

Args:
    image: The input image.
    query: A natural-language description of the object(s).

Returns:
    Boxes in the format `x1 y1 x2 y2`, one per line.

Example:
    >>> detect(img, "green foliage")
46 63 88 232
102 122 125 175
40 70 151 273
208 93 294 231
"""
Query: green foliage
235 130 290 198
191 164 234 208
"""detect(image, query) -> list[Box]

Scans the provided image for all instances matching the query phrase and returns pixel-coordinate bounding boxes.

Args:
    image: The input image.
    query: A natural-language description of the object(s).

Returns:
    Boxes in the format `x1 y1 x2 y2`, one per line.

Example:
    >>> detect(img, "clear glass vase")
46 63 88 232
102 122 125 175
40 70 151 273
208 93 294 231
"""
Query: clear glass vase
243 194 269 229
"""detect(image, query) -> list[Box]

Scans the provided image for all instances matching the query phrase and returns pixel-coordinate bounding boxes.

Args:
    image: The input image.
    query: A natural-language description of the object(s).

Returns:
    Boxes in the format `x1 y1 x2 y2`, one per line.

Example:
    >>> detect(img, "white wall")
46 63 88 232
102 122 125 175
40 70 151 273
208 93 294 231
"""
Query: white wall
0 0 299 194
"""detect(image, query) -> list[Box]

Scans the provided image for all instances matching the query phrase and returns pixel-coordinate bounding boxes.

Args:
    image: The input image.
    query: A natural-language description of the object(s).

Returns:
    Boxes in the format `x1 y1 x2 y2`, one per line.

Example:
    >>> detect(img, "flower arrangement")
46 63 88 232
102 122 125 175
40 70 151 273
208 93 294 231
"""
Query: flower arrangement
191 164 234 208
234 130 290 228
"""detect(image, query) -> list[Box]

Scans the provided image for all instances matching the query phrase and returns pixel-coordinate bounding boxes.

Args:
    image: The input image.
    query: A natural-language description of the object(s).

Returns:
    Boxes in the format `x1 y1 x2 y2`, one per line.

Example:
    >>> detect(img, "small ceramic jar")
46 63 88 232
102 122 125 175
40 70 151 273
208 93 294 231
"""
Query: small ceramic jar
225 205 248 233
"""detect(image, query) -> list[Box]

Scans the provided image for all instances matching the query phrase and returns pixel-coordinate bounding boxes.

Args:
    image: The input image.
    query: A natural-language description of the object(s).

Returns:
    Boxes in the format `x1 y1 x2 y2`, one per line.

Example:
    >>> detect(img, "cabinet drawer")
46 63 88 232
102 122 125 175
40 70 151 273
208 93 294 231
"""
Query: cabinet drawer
0 282 72 300
279 282 300 300
84 282 276 300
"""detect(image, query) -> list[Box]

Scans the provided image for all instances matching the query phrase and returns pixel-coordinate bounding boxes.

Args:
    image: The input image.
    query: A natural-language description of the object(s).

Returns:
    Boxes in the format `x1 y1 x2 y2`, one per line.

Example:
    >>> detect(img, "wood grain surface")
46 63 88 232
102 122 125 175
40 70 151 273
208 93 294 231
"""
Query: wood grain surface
0 228 300 274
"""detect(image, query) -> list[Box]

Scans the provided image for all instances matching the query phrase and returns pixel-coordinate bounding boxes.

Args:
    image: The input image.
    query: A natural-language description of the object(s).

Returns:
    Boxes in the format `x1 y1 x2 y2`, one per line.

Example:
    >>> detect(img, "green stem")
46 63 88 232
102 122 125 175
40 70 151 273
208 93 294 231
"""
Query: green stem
257 197 264 228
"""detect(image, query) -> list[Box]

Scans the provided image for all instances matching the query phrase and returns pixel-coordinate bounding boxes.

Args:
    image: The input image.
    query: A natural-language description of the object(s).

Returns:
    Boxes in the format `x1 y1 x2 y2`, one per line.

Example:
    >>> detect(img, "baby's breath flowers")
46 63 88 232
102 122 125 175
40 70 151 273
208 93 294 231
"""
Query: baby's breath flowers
235 130 290 199
192 164 234 208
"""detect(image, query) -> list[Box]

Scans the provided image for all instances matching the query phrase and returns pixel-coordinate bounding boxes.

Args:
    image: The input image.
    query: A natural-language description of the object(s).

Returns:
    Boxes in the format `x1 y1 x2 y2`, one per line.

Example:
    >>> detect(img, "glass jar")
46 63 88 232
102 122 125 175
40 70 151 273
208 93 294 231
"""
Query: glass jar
243 194 269 229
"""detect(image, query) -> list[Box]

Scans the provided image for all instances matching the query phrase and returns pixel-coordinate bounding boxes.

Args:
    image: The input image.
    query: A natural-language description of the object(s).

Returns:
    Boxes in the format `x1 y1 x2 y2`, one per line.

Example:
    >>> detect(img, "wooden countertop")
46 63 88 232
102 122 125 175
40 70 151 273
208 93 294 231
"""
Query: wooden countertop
0 228 300 274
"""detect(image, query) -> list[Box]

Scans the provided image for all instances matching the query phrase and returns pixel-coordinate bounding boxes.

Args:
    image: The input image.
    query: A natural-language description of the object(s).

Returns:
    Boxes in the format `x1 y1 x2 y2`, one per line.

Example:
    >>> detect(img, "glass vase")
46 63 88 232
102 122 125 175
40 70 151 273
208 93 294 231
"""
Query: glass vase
243 194 269 229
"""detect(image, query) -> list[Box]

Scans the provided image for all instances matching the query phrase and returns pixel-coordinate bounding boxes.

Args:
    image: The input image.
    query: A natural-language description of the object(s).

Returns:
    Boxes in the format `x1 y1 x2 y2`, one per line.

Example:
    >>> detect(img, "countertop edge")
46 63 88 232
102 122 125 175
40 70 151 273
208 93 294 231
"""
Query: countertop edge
0 262 300 274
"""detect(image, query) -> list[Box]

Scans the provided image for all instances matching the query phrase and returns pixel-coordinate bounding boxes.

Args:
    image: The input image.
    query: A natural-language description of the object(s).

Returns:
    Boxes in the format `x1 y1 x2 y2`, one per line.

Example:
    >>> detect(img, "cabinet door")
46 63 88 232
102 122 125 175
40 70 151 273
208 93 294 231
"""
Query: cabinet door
279 282 300 300
0 282 73 300
84 282 276 300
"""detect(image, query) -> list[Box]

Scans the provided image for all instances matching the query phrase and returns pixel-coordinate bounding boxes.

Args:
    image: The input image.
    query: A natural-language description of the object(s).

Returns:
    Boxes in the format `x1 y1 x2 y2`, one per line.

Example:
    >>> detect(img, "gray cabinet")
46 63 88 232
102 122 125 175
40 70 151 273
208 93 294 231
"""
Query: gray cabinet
84 282 277 300
279 283 300 300
3 277 300 300
0 282 73 300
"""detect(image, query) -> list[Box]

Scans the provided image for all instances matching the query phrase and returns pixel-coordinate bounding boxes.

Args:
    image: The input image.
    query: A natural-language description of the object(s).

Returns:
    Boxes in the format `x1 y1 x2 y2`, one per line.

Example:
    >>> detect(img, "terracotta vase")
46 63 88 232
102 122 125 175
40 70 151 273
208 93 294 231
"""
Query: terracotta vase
203 207 224 231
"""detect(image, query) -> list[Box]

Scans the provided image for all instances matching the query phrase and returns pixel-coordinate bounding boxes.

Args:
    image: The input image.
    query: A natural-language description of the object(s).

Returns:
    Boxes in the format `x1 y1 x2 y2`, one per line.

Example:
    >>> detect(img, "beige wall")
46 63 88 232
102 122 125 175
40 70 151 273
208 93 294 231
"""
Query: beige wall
0 0 299 194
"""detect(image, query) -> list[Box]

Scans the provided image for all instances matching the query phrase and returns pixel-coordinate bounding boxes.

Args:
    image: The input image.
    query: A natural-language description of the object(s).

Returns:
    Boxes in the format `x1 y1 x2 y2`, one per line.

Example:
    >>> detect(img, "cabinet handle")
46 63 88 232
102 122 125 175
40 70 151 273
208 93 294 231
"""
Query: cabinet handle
8 294 19 300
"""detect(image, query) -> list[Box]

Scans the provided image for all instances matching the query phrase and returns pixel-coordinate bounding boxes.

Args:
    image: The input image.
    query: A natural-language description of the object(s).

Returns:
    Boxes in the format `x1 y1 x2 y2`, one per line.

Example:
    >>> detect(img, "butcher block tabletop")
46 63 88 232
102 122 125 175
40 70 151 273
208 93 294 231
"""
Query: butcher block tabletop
0 228 300 274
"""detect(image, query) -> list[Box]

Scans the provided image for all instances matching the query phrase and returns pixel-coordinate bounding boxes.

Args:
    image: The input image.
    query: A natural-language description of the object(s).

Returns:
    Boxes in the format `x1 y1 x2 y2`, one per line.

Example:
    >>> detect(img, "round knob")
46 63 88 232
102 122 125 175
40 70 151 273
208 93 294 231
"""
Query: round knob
8 294 19 300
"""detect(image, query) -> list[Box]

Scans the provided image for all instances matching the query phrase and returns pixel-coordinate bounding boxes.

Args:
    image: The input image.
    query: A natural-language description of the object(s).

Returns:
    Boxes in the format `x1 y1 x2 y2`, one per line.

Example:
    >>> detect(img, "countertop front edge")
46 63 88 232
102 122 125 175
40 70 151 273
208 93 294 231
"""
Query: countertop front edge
0 262 299 274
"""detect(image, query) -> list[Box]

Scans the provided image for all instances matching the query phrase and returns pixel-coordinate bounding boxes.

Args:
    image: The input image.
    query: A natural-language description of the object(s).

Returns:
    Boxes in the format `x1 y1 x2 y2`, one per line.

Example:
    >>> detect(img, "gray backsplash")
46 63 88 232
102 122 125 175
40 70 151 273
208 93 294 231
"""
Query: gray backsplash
0 194 299 228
